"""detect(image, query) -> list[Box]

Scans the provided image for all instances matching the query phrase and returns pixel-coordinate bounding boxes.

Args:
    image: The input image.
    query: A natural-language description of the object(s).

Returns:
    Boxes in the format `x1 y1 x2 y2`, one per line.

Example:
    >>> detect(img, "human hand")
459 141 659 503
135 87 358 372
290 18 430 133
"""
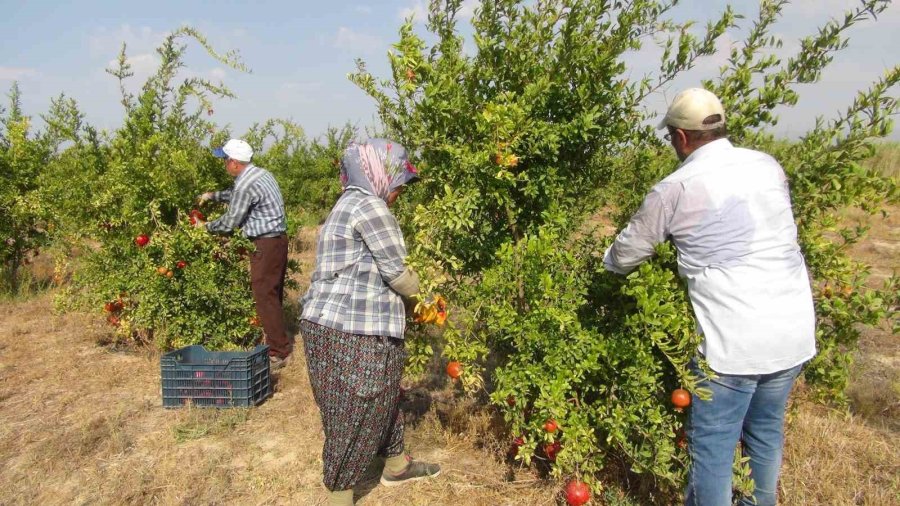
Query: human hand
197 192 213 204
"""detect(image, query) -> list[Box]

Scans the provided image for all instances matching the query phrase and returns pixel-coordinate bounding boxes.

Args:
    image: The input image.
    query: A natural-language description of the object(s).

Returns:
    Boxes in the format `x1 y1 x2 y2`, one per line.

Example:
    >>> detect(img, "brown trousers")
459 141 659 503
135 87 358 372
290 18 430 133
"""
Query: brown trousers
250 235 290 358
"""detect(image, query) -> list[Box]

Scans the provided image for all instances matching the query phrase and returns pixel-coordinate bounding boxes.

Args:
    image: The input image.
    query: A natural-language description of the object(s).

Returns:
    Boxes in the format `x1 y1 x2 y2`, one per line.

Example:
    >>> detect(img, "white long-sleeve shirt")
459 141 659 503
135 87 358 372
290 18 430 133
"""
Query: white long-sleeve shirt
603 139 816 375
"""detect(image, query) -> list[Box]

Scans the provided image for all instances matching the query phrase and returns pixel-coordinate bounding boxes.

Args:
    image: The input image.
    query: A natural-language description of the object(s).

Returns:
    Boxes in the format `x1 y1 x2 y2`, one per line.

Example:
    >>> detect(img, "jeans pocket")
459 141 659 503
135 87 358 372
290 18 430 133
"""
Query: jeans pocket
709 373 758 394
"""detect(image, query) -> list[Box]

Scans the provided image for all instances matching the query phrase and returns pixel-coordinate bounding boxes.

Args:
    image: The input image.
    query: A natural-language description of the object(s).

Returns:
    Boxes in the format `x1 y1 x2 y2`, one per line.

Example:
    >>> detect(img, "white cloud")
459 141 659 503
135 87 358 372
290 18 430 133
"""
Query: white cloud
779 0 900 30
458 0 481 19
103 53 159 99
107 53 159 80
400 0 480 23
0 67 37 81
89 25 170 59
399 1 428 21
334 27 384 54
96 25 238 88
784 0 882 17
209 67 227 81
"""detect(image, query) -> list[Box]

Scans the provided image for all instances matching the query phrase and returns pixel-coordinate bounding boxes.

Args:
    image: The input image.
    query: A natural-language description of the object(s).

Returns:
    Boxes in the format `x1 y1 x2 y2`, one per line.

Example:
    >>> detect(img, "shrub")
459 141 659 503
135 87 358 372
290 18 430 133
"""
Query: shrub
352 0 899 499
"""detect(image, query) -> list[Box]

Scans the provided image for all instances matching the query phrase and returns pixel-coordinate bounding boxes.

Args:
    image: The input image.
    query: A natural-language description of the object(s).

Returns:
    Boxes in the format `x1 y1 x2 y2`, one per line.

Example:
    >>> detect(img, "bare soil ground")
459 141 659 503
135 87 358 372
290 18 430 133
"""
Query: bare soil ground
0 208 896 505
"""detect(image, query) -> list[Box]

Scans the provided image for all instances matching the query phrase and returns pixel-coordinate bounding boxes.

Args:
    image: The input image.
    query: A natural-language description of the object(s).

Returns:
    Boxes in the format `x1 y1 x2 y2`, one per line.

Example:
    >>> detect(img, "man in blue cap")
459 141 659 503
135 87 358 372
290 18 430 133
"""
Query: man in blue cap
197 138 292 370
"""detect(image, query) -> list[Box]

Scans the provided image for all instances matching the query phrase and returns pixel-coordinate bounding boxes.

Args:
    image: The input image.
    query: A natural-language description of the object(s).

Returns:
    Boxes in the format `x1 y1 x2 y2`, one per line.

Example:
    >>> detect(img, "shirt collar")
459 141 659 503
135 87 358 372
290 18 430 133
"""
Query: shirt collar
682 138 733 165
234 163 256 184
345 185 374 197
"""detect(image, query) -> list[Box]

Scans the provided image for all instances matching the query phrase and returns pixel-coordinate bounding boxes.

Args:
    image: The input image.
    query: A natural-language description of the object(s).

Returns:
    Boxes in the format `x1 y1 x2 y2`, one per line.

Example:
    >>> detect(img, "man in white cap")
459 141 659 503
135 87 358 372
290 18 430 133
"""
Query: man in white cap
602 88 816 506
197 139 292 370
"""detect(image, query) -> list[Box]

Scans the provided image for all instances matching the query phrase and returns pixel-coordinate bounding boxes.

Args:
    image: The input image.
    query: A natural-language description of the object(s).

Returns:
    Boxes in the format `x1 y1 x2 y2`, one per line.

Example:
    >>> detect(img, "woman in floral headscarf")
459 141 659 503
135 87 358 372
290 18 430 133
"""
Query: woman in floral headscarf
299 139 439 506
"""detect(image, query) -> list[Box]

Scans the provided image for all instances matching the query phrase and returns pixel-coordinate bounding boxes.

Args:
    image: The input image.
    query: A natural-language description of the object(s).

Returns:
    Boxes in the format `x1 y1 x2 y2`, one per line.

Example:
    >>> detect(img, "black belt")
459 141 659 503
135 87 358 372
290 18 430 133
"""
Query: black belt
250 232 286 241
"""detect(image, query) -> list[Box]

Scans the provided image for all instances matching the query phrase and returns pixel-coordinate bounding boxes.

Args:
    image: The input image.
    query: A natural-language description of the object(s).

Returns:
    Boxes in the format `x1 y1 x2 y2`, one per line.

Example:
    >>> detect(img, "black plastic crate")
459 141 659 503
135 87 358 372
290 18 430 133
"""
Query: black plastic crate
161 345 272 408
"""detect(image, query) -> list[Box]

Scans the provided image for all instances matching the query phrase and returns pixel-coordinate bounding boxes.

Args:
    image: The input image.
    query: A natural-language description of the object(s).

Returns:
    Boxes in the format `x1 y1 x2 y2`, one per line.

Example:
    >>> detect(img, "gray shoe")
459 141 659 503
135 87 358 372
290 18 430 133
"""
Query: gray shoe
379 459 441 487
269 354 292 371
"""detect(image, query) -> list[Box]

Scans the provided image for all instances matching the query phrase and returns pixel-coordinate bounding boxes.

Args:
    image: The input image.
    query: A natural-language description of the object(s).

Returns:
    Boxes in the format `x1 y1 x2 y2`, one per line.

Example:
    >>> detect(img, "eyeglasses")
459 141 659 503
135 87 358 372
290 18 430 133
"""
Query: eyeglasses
663 133 671 142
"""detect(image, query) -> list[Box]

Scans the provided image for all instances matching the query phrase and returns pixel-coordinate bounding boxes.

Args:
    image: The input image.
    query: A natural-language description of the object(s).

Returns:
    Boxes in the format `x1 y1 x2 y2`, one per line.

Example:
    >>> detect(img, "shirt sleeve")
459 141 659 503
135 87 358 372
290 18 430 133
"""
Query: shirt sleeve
211 189 232 203
206 186 256 235
603 188 672 274
354 200 408 283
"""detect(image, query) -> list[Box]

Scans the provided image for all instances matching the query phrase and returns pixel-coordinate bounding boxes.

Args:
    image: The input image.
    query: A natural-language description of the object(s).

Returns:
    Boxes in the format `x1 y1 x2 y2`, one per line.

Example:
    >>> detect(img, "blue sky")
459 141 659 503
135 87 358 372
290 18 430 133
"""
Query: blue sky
2 0 898 141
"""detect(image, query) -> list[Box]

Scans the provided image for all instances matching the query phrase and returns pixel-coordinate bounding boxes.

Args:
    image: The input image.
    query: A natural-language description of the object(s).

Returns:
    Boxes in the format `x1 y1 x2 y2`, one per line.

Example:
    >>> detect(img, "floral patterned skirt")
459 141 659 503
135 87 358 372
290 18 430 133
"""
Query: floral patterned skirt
299 319 406 491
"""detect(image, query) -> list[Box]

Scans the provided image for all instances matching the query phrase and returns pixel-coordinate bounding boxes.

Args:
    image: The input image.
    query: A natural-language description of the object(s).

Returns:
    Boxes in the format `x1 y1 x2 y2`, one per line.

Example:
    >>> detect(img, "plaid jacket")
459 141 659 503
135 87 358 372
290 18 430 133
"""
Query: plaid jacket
300 189 409 338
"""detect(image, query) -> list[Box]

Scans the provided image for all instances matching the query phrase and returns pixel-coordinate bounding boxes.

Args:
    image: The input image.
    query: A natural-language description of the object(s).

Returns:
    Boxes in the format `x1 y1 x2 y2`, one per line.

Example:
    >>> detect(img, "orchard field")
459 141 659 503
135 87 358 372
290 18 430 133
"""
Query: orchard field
0 1 898 505
0 195 896 505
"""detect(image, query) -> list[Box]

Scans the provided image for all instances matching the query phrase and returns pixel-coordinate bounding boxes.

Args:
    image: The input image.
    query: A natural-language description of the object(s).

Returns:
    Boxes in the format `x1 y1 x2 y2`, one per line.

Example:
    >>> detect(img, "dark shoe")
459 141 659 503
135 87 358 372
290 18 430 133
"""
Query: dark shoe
379 458 441 487
269 354 292 371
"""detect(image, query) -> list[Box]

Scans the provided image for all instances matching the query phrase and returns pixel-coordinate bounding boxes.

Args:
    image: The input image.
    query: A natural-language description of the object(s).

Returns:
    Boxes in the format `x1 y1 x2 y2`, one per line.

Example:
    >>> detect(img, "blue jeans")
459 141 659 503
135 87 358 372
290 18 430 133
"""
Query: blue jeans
684 359 802 506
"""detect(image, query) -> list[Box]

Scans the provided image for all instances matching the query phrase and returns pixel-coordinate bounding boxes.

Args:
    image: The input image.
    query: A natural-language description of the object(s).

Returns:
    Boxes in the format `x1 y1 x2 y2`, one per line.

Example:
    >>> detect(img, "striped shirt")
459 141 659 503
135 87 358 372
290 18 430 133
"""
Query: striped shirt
300 189 409 338
206 164 287 238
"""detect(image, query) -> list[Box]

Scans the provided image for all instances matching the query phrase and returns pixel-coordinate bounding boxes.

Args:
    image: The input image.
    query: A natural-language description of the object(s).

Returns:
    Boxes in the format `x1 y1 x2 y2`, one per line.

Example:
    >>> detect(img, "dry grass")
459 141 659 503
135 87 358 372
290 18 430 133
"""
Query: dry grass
776 202 900 505
0 221 559 505
866 142 900 179
0 293 559 505
782 398 899 505
839 201 899 435
0 206 896 505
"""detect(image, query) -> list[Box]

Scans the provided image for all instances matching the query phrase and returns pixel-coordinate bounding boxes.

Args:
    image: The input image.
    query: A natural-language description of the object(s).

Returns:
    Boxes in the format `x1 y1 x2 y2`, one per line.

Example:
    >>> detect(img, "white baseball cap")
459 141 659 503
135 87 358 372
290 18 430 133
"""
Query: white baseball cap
212 139 254 162
657 88 726 130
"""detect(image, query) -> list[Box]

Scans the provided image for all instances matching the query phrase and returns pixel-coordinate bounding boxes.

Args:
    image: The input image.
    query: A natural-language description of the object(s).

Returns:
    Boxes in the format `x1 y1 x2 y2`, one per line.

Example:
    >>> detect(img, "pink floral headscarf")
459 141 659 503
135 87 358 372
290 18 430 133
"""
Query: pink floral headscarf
340 138 419 202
